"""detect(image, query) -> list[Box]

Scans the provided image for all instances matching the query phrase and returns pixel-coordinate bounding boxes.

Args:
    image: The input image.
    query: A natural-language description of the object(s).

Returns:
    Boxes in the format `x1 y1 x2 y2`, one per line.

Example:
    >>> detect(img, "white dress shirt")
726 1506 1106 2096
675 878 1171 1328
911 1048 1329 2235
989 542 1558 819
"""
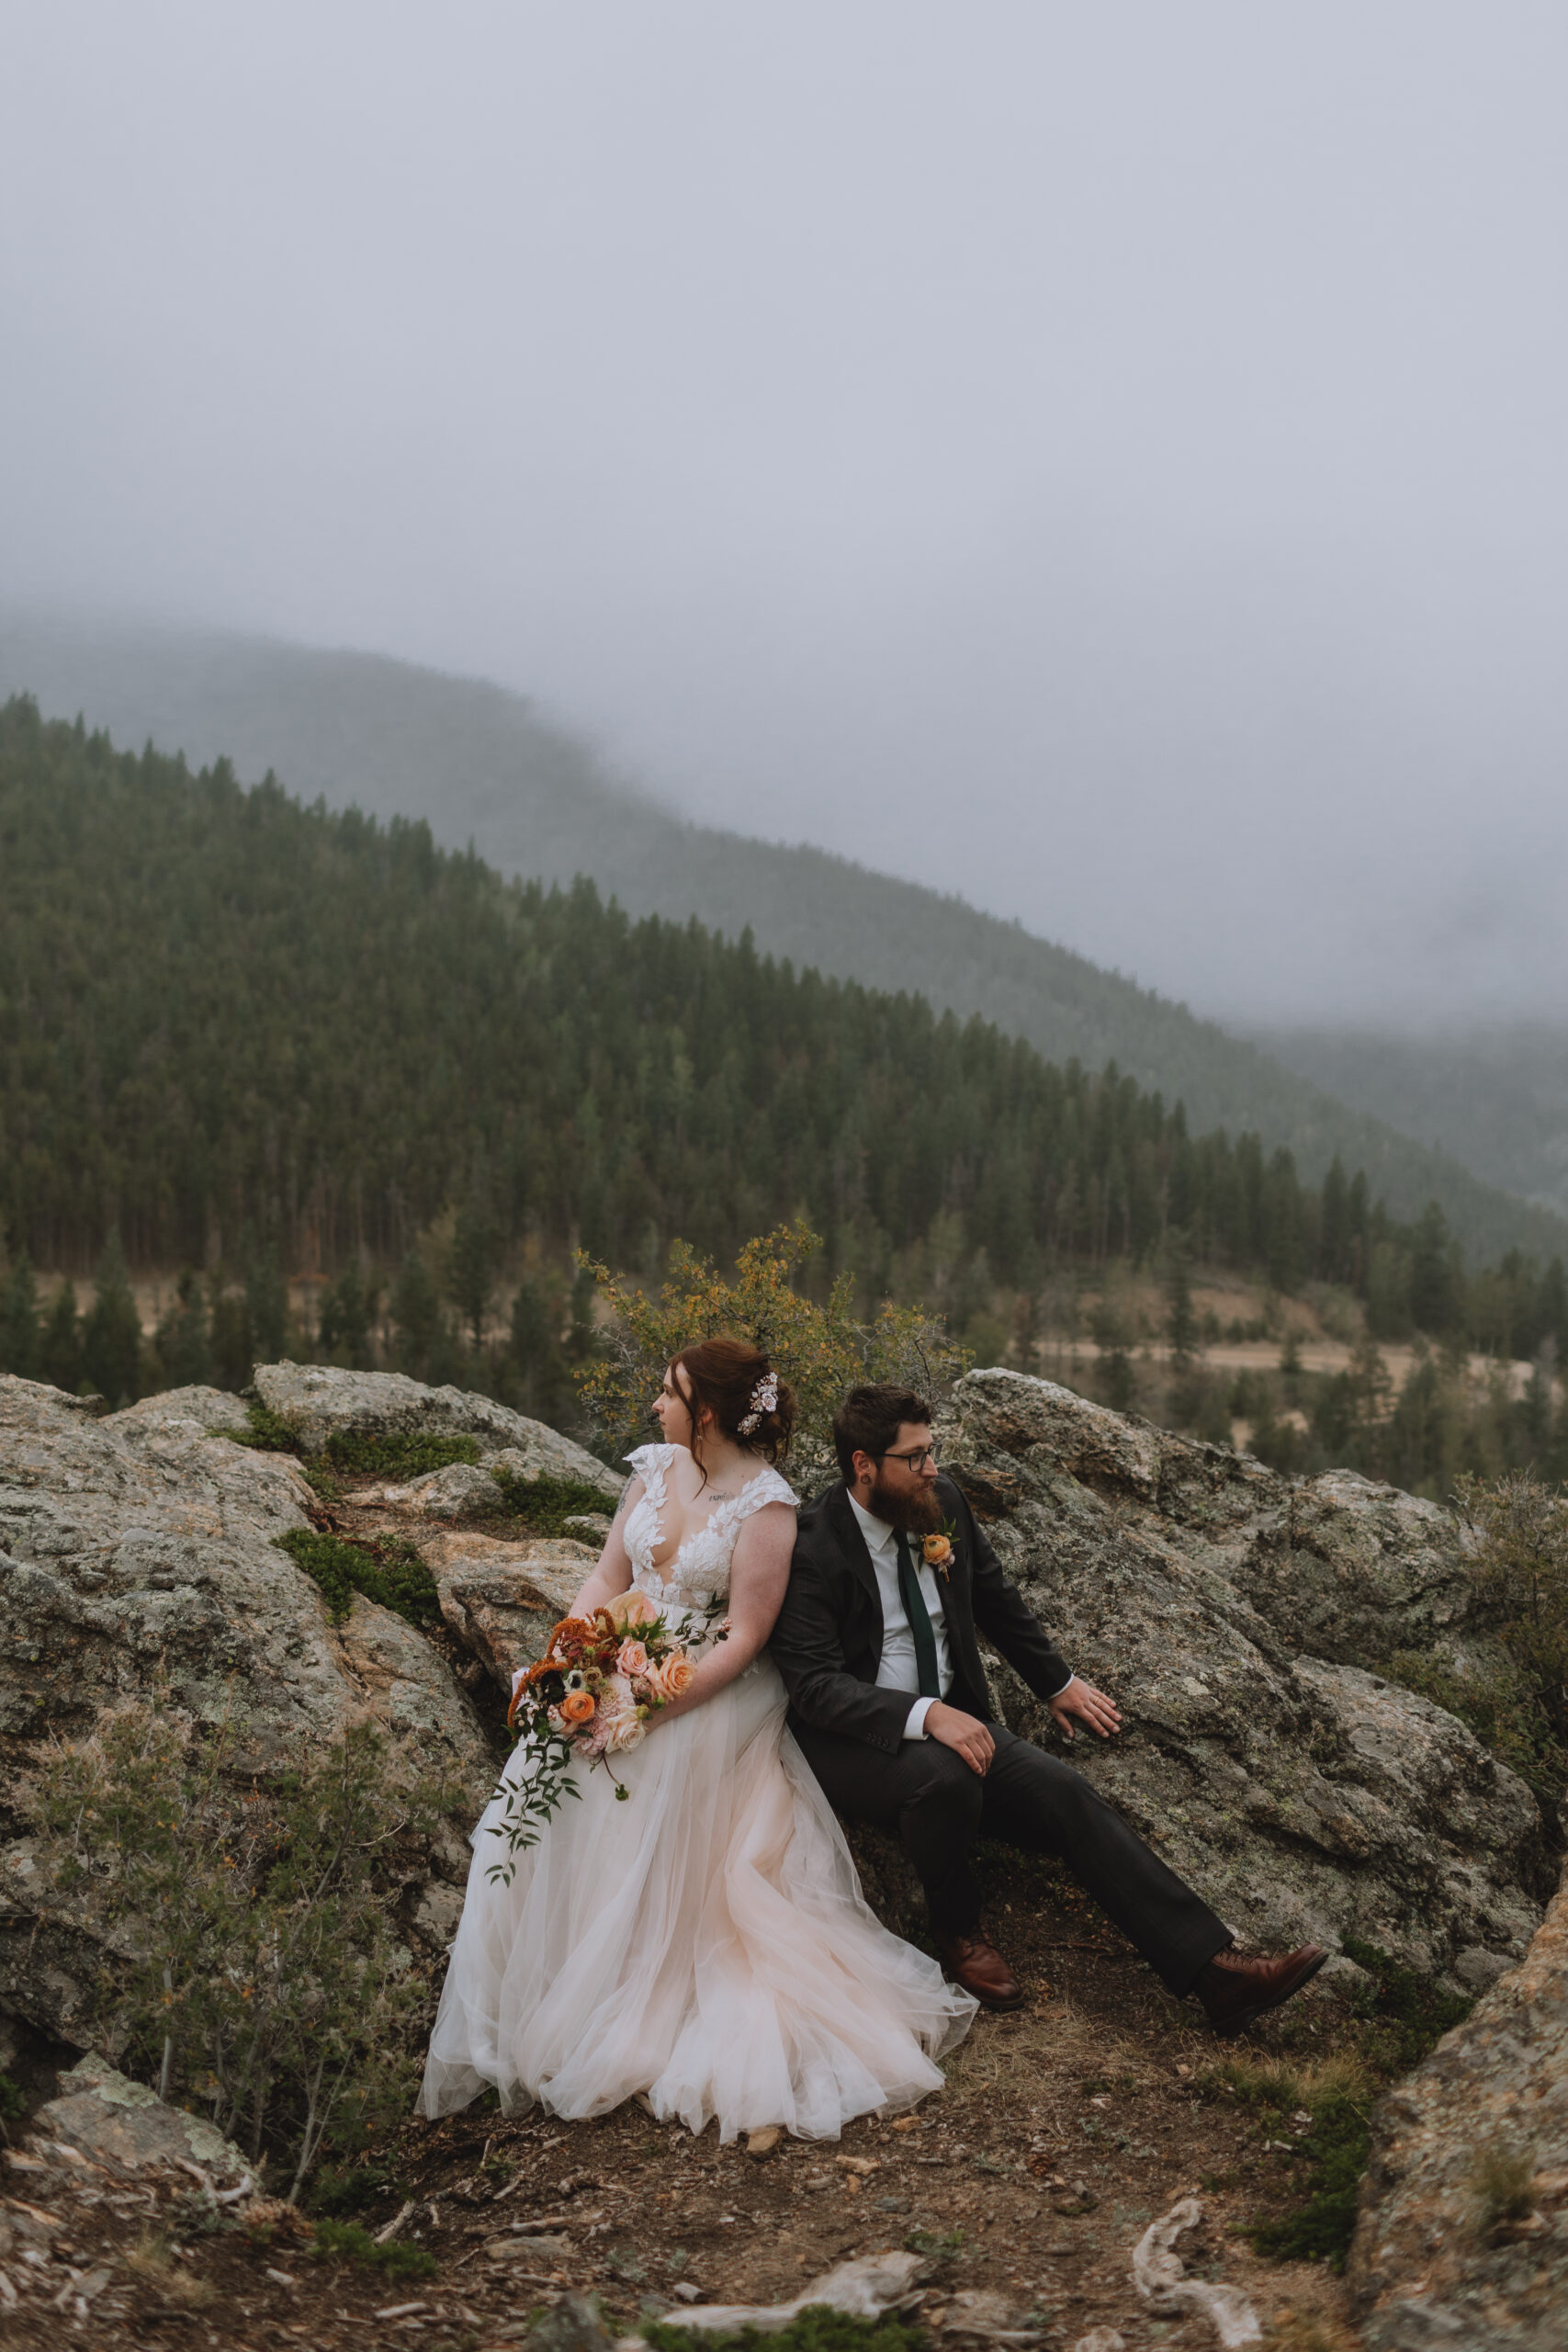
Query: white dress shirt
848 1492 953 1742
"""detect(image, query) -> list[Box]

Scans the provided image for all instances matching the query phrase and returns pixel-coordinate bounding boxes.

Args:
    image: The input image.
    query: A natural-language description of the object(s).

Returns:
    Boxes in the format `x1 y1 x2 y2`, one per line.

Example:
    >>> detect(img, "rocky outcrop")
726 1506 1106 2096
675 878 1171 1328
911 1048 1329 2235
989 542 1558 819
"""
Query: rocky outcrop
249 1362 624 1499
0 1372 494 2044
2 1357 1557 2084
942 1370 1550 1982
1348 1863 1568 2349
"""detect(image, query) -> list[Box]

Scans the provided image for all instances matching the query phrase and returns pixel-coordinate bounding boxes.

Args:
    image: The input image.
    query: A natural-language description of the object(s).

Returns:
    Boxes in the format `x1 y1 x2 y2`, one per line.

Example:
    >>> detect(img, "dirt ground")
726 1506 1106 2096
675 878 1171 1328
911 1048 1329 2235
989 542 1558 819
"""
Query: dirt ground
1 1851 1364 2351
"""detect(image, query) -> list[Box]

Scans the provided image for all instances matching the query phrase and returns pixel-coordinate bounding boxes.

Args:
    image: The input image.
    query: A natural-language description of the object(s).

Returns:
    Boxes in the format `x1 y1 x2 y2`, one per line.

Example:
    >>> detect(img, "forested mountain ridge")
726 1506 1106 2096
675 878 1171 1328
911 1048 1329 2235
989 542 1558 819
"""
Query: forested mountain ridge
4 605 1562 1267
4 697 1566 1413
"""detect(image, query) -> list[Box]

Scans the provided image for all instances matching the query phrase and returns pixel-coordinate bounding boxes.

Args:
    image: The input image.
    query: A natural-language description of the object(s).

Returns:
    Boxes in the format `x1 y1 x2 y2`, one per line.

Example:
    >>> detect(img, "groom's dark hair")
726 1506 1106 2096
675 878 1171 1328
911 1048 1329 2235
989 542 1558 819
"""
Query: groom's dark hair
833 1385 932 1483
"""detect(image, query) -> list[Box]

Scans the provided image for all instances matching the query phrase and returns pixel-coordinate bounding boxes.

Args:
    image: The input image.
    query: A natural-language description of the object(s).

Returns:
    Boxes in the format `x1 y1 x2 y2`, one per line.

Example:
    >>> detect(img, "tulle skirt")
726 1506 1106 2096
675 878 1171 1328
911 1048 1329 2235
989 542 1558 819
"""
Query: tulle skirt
417 1655 976 2141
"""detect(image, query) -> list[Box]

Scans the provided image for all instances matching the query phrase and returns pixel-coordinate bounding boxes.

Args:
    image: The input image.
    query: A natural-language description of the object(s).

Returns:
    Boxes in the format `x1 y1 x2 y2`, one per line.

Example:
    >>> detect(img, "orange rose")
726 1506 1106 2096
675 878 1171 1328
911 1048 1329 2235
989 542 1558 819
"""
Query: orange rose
923 1534 953 1570
558 1690 596 1726
650 1653 697 1703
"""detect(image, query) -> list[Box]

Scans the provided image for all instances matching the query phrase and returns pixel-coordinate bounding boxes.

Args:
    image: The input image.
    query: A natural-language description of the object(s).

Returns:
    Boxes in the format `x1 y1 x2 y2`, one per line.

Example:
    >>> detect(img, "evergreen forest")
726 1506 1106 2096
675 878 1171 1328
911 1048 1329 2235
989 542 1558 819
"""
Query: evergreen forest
1 694 1565 1489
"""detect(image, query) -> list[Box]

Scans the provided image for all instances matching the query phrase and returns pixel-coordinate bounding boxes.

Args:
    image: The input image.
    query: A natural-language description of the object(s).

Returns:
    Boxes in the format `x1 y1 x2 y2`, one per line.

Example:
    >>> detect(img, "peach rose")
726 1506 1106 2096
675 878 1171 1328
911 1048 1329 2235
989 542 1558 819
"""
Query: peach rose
649 1652 697 1703
616 1639 650 1678
608 1589 659 1630
558 1689 595 1726
923 1533 953 1570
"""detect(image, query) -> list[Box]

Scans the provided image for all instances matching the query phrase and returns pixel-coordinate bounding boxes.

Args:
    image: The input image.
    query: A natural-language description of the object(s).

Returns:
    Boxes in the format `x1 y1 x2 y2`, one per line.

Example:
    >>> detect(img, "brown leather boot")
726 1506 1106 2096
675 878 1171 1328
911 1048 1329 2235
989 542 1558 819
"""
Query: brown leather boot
1194 1943 1327 2036
934 1932 1026 2011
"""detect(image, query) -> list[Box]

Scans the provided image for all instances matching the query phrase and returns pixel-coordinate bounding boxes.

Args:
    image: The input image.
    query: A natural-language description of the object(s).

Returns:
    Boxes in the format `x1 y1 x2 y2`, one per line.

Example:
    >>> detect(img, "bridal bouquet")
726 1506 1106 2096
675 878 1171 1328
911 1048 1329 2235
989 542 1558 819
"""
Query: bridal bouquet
483 1589 723 1883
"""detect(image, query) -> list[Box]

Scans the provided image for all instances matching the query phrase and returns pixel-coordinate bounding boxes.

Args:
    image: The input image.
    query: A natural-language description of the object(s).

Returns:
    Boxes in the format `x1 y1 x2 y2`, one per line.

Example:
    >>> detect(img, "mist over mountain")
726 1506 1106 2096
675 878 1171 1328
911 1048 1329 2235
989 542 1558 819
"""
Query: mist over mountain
1255 1026 1568 1222
6 605 1565 1272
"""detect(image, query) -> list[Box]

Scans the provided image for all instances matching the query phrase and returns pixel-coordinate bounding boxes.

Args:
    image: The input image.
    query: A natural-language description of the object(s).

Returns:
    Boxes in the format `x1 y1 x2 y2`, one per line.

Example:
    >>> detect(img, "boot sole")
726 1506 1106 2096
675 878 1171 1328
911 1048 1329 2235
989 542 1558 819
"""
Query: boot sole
945 1973 1027 2012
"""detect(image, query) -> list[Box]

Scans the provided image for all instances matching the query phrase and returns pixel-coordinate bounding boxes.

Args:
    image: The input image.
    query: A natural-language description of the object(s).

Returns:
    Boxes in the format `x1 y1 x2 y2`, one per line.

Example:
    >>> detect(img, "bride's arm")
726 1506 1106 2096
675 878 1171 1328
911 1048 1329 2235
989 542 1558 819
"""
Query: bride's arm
565 1477 643 1615
646 1500 795 1726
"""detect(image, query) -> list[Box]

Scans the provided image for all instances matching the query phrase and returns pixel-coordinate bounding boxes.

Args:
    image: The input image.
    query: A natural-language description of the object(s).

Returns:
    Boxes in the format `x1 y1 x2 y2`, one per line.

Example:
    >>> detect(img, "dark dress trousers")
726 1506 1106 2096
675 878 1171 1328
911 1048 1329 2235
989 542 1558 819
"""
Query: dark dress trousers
770 1476 1229 1996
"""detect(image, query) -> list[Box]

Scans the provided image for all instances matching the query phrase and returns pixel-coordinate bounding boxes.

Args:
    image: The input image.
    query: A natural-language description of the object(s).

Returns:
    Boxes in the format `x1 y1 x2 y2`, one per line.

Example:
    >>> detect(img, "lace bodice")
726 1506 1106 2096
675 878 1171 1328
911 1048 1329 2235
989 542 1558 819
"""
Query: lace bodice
622 1442 796 1615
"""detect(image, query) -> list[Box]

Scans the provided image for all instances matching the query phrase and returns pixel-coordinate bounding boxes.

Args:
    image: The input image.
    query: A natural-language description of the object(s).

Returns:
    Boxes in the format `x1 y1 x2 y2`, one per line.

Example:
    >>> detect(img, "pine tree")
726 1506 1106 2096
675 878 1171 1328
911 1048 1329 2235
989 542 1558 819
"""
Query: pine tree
1164 1231 1199 1366
39 1281 84 1395
0 1254 39 1377
82 1233 143 1405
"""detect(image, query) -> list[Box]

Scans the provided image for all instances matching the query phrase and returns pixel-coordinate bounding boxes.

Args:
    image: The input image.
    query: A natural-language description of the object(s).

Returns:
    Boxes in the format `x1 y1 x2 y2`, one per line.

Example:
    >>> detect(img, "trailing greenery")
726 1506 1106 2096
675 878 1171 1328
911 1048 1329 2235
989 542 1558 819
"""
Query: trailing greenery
6 697 1566 1395
275 1528 443 1629
20 1702 448 2200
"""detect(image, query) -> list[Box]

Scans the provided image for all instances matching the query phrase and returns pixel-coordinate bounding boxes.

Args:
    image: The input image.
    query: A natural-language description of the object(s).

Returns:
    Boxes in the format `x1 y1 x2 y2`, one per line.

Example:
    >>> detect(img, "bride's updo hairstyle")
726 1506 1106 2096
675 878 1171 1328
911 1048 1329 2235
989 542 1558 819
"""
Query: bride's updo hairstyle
670 1336 795 1480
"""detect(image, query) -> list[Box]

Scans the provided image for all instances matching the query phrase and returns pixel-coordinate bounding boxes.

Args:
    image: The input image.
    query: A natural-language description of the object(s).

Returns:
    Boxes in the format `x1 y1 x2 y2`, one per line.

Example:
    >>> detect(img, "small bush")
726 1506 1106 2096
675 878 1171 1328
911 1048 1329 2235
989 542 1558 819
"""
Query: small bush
323 1428 480 1479
21 1700 446 2200
307 2160 404 2217
276 1528 442 1628
310 2218 438 2278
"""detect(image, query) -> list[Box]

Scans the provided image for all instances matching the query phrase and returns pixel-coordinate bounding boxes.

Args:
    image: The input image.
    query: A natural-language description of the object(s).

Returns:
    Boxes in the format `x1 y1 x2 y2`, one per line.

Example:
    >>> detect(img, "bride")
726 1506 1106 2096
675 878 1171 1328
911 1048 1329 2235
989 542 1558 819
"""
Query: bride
418 1335 976 2141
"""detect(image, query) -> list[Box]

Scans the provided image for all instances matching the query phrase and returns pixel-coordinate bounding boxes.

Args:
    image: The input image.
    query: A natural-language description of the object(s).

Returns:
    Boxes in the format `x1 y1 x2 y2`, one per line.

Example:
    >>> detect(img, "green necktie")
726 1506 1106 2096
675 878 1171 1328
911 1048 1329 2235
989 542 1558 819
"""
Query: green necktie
895 1531 942 1700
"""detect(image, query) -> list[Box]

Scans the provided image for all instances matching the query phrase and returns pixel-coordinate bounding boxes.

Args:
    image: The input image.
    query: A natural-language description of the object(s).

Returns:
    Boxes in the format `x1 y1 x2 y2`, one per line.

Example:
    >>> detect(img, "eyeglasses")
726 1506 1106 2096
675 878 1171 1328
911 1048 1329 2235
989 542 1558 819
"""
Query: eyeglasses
878 1444 939 1471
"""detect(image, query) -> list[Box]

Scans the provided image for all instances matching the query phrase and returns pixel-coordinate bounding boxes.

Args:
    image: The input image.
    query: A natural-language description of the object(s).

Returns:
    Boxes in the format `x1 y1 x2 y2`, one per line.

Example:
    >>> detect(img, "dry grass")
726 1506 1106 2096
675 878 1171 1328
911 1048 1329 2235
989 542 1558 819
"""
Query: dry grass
1203 2049 1373 2112
1469 2142 1538 2234
123 2231 218 2308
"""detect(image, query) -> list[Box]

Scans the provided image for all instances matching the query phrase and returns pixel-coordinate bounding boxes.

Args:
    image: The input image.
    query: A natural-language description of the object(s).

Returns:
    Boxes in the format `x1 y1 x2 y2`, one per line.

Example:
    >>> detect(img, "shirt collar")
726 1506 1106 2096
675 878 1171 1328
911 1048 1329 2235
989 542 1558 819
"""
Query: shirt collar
847 1489 899 1559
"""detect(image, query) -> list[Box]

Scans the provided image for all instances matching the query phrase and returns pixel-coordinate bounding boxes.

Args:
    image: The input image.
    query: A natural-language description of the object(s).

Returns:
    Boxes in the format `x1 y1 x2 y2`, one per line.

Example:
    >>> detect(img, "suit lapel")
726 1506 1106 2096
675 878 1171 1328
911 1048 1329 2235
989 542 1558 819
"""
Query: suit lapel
824 1482 882 1608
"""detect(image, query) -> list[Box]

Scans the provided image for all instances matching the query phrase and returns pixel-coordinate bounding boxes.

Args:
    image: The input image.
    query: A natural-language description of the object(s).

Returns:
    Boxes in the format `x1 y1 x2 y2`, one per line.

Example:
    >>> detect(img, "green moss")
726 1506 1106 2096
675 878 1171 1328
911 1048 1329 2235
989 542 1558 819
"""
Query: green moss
490 1466 616 1535
0 2070 26 2121
323 1428 480 1478
224 1400 306 1456
1341 1936 1472 2075
1247 2090 1371 2269
275 1529 442 1628
310 2218 437 2278
644 2312 926 2352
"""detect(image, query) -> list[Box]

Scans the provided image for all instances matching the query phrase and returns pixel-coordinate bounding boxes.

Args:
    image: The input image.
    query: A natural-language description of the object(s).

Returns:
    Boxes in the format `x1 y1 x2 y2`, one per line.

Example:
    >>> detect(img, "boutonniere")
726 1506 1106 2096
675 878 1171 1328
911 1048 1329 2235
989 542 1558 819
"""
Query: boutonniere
922 1521 959 1580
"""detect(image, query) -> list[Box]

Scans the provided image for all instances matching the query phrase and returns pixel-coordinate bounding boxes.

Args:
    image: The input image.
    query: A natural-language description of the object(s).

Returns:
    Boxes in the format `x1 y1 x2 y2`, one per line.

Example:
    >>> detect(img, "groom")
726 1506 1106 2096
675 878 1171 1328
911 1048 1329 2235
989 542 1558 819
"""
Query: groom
770 1384 1325 2031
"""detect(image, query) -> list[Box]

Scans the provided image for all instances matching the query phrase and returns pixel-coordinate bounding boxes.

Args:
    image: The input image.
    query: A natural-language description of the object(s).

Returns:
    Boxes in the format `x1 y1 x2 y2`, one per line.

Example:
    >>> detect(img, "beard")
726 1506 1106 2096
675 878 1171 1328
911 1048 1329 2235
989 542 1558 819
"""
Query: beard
866 1473 944 1536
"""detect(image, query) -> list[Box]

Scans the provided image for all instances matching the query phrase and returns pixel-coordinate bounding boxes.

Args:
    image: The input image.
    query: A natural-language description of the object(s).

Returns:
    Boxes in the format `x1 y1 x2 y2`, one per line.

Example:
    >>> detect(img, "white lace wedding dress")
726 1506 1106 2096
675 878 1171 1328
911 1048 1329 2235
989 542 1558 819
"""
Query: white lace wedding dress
418 1442 976 2140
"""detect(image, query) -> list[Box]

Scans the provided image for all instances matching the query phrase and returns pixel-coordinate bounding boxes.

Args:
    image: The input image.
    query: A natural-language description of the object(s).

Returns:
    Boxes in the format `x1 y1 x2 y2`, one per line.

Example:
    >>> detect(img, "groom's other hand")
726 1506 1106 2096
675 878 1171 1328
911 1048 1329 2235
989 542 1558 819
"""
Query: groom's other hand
926 1702 995 1775
1048 1676 1122 1742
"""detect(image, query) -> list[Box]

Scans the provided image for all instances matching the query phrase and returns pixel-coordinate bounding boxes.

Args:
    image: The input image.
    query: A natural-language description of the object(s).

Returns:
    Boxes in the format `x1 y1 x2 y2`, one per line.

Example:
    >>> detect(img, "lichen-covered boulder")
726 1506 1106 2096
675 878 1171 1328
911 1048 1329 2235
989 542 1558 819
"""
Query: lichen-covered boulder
942 1369 1550 1981
0 1373 493 2045
249 1361 623 1499
423 1530 596 1694
1348 1863 1568 2349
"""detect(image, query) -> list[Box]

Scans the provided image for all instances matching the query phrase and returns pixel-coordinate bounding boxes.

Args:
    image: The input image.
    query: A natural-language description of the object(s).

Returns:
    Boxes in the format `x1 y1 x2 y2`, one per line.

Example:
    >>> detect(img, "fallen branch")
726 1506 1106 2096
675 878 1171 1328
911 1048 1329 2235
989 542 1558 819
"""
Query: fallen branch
1131 2198 1261 2347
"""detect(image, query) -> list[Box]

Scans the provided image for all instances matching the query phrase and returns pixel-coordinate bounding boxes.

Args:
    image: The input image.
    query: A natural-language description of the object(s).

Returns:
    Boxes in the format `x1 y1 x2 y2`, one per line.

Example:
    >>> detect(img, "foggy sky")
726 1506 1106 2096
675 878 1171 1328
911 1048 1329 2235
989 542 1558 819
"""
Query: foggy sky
5 3 1568 1029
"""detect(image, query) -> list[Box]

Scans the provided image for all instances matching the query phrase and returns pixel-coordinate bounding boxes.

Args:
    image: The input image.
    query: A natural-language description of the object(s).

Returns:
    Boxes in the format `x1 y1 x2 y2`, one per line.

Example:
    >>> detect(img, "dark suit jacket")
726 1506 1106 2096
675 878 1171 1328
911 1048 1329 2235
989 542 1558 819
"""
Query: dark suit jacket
770 1475 1072 1758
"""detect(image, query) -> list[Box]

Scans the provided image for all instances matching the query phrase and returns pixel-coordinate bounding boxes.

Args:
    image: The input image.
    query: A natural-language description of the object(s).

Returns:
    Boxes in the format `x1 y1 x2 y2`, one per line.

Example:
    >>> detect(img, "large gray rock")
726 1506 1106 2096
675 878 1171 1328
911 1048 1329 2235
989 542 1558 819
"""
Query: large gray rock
34 2051 249 2179
1348 1864 1568 2349
0 1374 493 2043
942 1369 1551 1979
425 1531 597 1693
249 1362 624 1499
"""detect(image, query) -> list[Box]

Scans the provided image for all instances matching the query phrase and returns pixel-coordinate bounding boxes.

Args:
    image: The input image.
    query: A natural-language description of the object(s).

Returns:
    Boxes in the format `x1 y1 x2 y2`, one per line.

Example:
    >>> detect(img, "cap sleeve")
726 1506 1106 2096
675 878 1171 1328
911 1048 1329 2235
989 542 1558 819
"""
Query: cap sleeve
735 1466 798 1521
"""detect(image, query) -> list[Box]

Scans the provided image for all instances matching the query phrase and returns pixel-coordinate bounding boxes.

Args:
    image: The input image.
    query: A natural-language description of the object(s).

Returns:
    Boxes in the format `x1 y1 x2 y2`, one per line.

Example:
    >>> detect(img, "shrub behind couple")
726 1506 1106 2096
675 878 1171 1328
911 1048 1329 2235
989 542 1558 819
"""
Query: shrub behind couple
419 1337 1324 2140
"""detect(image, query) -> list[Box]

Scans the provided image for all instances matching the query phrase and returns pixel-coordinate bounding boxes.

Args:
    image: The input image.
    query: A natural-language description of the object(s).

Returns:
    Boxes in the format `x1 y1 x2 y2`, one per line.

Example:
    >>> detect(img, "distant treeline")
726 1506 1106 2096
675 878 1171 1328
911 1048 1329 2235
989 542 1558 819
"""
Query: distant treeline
2 695 1566 1391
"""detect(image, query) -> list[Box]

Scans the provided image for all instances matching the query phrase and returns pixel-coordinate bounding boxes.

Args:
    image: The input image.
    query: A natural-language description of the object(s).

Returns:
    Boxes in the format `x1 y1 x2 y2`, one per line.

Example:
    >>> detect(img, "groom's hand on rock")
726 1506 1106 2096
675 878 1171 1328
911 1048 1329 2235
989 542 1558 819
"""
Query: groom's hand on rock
1048 1676 1123 1741
925 1702 995 1775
